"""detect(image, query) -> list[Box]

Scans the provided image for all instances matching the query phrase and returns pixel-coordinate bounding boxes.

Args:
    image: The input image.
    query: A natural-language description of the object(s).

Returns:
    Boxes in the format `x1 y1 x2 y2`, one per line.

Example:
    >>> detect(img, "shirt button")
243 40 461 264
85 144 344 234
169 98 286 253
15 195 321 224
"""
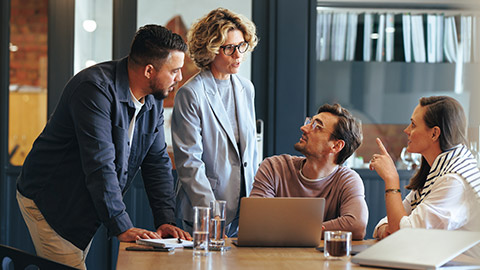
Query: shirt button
243 162 247 167
124 171 128 175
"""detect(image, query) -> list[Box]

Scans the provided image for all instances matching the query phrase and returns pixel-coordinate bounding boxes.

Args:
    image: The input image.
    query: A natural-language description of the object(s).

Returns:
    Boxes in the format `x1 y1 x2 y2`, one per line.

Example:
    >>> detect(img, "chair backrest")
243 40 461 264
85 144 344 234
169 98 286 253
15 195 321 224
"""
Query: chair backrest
0 244 76 270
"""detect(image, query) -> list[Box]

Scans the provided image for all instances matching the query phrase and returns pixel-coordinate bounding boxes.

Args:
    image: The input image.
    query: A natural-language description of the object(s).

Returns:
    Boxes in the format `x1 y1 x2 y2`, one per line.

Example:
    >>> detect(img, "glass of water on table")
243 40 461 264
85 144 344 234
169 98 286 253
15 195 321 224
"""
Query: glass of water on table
209 200 226 251
193 206 210 256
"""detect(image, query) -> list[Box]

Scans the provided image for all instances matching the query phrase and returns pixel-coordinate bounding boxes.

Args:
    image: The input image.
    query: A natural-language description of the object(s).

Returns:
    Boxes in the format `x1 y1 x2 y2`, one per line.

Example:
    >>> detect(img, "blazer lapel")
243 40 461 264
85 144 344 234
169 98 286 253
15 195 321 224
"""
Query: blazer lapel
232 75 249 159
201 71 239 154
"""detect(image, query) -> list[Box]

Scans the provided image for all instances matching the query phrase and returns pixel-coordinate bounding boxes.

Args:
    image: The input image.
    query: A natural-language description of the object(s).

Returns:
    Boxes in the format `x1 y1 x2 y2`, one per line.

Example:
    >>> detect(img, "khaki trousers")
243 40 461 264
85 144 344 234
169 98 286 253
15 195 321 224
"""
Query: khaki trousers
16 191 91 270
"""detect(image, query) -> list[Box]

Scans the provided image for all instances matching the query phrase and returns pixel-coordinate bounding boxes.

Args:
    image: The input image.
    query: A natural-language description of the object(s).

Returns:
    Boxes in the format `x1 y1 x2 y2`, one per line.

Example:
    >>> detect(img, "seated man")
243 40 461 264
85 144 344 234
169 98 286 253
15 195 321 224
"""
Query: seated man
250 103 368 240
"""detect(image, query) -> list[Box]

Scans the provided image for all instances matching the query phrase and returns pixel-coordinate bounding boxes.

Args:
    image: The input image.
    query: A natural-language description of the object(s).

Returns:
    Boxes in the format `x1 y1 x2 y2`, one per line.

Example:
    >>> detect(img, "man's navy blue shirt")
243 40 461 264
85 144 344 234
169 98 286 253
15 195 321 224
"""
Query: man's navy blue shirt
17 57 176 250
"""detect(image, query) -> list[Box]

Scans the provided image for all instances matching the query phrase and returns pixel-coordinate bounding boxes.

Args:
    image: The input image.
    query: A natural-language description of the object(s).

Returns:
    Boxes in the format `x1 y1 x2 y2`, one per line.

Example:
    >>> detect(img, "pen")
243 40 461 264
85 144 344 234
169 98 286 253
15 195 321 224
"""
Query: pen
126 246 174 252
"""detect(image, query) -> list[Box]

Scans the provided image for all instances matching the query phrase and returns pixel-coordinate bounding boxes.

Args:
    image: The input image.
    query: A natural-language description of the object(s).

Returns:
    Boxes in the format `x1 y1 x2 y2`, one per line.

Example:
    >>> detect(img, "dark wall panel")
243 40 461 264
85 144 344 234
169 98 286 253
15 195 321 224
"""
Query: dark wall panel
274 0 310 155
113 0 137 59
0 0 10 246
47 0 74 115
252 0 275 157
253 0 316 156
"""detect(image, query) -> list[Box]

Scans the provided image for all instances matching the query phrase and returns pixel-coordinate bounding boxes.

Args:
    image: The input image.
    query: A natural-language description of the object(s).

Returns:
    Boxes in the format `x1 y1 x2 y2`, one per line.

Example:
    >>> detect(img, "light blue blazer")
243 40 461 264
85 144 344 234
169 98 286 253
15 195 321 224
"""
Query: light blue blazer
172 70 258 226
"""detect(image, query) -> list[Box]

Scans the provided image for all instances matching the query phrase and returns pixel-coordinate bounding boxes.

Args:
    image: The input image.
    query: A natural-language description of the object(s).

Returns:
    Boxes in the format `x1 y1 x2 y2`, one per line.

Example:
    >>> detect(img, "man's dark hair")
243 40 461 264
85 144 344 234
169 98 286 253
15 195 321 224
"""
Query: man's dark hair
317 103 363 165
129 24 187 67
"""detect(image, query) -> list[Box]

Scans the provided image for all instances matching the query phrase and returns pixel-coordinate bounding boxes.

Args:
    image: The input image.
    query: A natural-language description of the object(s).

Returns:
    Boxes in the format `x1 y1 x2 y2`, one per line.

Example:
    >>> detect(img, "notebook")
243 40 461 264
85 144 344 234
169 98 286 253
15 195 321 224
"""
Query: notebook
136 238 193 249
351 228 480 269
235 197 325 247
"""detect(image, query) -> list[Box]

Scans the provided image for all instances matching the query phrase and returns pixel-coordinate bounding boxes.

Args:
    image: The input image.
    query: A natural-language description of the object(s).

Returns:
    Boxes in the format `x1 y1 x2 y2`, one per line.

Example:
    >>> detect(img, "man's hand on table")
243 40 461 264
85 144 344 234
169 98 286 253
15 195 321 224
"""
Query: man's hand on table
157 224 192 241
117 227 161 242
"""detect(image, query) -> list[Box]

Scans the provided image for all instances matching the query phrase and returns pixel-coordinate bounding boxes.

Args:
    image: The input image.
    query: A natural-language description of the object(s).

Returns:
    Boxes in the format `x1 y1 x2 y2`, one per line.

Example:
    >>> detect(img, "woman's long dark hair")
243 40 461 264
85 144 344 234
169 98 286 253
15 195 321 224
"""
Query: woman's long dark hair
406 96 467 191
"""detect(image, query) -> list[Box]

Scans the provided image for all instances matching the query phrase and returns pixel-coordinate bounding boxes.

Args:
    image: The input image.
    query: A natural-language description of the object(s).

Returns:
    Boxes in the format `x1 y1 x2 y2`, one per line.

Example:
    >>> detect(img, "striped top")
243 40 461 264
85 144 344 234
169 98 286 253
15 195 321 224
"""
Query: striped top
411 144 480 210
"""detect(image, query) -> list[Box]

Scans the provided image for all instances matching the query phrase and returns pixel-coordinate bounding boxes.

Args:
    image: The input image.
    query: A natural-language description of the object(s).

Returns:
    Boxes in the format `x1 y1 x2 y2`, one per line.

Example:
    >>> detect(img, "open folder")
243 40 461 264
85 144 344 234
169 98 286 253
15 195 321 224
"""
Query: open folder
136 238 193 249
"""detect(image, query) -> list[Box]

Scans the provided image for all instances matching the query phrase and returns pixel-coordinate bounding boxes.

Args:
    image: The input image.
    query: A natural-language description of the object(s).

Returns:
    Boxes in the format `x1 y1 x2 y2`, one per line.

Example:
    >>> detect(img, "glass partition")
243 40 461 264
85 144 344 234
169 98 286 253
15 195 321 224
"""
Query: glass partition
9 0 48 166
312 3 480 169
74 0 113 74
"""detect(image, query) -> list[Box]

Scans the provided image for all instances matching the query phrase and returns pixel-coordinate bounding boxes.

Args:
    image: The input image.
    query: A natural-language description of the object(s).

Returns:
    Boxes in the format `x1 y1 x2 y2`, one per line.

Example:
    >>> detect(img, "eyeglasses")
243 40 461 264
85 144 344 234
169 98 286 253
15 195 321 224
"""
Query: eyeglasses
220 41 249 56
304 117 338 139
304 117 321 130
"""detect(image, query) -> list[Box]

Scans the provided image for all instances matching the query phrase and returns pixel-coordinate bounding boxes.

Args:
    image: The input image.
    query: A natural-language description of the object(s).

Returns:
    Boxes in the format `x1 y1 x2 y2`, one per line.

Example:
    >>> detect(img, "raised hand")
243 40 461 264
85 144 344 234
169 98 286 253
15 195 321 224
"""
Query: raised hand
369 138 399 186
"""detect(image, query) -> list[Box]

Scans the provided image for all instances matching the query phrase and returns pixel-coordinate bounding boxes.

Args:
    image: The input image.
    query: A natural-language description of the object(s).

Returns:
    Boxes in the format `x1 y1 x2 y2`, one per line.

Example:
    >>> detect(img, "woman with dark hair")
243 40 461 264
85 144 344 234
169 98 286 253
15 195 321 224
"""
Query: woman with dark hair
172 8 258 236
370 96 480 258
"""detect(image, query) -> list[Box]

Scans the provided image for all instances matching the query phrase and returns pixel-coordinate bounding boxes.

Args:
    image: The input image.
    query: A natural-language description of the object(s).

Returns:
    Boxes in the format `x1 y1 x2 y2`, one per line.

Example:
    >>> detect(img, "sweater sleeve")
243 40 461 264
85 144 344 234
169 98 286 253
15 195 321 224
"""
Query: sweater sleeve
322 170 369 240
250 157 277 198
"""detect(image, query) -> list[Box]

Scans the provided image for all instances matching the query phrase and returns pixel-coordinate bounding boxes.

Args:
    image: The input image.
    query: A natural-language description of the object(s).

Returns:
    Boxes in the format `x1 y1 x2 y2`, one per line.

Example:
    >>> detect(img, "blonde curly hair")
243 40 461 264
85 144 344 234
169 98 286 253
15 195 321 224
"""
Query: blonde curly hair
187 8 258 69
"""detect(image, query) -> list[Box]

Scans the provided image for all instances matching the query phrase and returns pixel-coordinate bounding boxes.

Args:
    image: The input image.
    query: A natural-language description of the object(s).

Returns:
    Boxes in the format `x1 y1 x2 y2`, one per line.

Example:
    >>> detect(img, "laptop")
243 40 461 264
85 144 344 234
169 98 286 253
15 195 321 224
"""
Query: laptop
235 197 325 247
351 228 480 270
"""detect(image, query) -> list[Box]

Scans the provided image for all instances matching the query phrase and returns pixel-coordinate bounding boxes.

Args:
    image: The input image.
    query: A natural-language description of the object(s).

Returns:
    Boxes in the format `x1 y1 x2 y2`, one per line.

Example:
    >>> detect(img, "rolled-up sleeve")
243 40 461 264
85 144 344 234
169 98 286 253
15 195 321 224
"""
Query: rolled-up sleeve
373 174 468 237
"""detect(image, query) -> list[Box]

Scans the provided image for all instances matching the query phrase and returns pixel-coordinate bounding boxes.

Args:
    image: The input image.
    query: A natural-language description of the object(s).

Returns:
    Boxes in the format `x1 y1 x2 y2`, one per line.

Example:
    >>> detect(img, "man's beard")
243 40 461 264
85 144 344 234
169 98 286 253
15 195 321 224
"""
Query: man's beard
151 81 177 100
152 91 168 100
294 141 305 154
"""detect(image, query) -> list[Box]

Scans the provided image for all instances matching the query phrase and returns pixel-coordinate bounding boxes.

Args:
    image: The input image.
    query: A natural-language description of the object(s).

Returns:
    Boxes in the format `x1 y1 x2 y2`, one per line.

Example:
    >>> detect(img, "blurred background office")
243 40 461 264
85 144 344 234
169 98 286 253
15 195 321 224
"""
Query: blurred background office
1 0 479 268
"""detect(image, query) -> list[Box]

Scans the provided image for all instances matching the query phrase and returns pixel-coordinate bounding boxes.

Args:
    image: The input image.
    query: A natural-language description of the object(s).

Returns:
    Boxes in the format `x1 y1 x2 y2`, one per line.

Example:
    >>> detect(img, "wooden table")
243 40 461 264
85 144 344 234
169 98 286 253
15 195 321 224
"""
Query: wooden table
117 239 378 269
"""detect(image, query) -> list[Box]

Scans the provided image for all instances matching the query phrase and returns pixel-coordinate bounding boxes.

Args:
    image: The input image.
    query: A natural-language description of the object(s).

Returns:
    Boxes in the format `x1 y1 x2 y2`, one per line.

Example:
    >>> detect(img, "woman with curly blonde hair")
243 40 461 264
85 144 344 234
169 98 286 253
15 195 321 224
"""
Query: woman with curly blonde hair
172 8 259 237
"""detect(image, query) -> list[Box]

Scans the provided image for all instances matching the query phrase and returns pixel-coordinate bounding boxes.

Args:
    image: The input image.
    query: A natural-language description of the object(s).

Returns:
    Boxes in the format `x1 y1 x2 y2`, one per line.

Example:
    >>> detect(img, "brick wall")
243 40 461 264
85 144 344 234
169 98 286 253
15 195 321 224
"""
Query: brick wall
9 0 48 166
10 0 48 88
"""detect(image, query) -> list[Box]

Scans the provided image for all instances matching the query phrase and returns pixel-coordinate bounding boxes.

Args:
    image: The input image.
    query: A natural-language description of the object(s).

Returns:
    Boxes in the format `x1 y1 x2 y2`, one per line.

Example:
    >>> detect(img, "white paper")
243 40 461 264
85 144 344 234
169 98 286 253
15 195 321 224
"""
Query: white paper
319 12 332 61
461 15 472 63
444 16 458 63
346 13 358 61
317 12 332 61
402 14 412 62
363 13 373 62
411 14 426 63
376 14 386 62
316 12 323 60
385 13 395 62
474 16 480 62
136 238 194 248
331 13 348 61
436 14 444 62
427 14 437 63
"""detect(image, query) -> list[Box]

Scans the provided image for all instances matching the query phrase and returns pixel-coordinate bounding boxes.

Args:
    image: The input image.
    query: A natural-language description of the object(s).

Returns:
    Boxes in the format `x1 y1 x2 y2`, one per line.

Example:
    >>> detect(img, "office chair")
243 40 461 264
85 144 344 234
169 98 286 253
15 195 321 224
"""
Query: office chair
0 244 76 270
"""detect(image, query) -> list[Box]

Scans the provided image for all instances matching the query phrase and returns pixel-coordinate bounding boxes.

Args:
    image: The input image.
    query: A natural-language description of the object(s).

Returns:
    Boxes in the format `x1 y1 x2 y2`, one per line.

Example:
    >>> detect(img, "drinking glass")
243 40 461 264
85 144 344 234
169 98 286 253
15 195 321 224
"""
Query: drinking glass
401 147 422 170
209 200 227 250
470 141 479 163
400 147 415 170
193 206 210 256
324 231 352 260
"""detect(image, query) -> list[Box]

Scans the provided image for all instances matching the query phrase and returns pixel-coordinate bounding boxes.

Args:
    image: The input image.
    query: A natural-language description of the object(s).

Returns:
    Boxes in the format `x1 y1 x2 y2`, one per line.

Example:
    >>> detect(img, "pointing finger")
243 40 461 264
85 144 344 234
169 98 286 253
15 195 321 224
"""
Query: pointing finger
376 138 389 155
